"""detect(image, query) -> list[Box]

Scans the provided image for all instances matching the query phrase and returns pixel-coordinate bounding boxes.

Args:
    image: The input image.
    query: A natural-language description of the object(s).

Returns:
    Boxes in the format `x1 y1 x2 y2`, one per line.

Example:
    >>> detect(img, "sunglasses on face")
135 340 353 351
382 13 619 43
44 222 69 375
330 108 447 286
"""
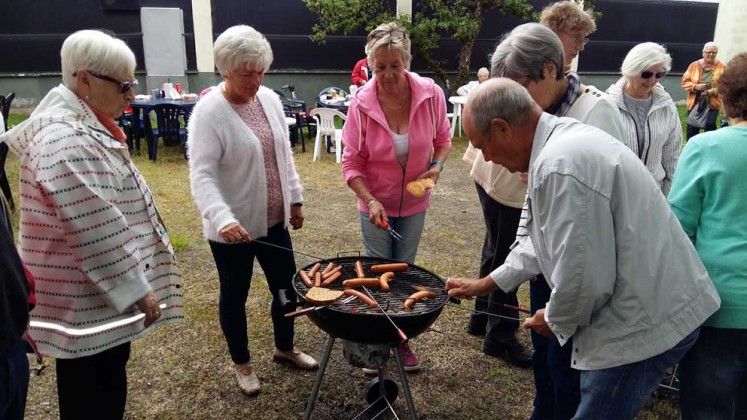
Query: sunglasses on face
81 70 138 93
640 70 666 79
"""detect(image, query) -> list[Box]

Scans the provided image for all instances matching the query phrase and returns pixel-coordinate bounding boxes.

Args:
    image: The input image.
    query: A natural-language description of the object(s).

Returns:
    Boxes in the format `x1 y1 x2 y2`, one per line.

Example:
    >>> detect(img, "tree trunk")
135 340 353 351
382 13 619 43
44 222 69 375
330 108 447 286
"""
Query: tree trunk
455 3 484 94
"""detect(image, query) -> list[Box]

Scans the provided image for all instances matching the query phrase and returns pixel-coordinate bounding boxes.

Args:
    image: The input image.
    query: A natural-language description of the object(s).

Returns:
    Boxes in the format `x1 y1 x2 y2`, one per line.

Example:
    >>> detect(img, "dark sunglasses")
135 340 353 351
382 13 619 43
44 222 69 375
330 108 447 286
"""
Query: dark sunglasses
640 70 666 79
79 70 138 93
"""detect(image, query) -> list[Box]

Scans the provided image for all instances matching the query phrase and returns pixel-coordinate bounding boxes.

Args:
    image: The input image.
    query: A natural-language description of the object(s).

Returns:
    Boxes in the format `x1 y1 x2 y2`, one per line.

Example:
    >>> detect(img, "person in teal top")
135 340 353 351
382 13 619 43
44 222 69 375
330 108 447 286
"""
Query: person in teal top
669 52 747 420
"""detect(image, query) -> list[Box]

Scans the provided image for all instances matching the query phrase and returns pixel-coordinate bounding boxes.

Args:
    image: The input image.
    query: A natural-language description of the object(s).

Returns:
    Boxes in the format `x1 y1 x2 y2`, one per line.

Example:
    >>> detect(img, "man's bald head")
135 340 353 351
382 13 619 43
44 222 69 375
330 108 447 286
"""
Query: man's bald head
465 78 537 138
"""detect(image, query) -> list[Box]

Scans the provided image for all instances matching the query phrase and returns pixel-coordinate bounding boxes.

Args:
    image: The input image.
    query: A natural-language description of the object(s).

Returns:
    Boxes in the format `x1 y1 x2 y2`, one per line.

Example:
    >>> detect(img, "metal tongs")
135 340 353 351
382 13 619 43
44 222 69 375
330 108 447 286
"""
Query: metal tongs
377 219 404 241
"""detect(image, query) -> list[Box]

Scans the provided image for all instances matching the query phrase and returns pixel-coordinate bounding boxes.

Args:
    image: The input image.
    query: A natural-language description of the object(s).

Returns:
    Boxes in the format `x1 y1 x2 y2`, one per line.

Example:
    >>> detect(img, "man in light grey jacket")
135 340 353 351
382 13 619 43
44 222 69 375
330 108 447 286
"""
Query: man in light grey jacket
447 78 720 420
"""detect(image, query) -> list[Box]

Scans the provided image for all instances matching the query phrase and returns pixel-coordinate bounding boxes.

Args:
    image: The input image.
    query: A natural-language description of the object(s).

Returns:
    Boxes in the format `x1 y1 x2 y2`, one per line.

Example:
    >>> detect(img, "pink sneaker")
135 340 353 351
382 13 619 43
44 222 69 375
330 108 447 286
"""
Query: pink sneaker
397 342 420 372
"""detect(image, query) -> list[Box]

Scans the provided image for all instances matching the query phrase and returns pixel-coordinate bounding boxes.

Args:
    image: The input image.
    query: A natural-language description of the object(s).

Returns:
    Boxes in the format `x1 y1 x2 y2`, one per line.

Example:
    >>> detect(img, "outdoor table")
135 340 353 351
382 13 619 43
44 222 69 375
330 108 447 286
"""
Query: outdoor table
127 97 196 154
316 95 350 114
448 95 467 137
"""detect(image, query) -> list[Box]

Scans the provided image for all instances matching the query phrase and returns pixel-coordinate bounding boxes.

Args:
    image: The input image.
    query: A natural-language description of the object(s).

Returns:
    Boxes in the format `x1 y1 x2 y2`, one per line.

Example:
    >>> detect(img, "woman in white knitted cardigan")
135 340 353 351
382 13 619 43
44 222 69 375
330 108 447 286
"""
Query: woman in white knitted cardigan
187 25 317 397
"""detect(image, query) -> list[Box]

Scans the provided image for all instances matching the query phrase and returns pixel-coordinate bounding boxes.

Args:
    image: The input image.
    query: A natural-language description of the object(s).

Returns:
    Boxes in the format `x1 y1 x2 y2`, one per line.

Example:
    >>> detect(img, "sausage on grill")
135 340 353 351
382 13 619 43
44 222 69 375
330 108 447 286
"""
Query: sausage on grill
370 263 409 273
354 260 365 278
403 290 437 311
321 271 342 286
308 262 322 278
342 278 380 288
343 289 377 307
299 270 313 287
379 272 395 292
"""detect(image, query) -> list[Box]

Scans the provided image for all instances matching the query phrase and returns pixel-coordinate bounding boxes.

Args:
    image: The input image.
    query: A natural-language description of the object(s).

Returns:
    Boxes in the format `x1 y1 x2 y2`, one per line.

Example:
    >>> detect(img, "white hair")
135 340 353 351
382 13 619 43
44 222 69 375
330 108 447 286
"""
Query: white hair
366 22 412 68
477 67 489 77
469 78 535 138
704 42 718 51
61 30 136 90
490 23 564 82
620 42 672 80
214 25 273 77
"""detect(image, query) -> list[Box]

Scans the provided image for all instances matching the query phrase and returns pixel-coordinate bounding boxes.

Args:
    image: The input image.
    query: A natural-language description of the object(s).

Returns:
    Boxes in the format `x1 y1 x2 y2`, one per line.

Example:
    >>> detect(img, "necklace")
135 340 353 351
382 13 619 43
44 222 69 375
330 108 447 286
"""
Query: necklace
378 86 408 111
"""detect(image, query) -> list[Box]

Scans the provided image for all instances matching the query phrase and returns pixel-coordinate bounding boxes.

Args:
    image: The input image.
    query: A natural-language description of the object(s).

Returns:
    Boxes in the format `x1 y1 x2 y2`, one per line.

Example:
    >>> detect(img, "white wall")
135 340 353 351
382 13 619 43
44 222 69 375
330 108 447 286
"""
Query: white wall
714 0 747 64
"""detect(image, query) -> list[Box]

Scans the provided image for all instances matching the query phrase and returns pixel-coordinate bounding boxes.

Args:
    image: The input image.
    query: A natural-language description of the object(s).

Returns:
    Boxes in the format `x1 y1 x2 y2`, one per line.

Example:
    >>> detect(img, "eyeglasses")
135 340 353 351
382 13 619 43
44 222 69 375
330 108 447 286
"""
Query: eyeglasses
640 70 667 79
82 71 138 93
566 32 589 46
703 51 718 55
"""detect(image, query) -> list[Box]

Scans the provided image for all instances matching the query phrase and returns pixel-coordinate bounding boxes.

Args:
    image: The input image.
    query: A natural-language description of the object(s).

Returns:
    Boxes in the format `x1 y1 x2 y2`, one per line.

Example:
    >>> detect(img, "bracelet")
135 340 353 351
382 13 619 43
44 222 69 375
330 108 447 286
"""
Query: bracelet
366 198 377 209
429 159 445 171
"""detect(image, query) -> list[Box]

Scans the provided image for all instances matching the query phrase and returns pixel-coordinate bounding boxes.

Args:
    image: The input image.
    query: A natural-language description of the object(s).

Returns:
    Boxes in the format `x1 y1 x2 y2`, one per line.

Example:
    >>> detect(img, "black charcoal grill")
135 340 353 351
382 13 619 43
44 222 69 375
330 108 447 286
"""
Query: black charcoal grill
288 256 449 420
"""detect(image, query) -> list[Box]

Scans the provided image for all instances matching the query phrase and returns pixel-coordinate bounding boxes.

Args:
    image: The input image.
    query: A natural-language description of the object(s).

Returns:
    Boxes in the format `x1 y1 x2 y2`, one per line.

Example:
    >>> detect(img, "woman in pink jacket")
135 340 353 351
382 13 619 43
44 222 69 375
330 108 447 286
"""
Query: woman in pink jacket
341 22 452 371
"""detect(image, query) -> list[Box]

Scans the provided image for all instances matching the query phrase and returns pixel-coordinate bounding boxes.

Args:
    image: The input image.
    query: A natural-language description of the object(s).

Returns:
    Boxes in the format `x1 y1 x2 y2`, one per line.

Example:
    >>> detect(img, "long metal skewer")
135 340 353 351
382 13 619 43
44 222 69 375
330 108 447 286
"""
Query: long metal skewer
361 286 408 342
446 301 524 322
252 239 325 261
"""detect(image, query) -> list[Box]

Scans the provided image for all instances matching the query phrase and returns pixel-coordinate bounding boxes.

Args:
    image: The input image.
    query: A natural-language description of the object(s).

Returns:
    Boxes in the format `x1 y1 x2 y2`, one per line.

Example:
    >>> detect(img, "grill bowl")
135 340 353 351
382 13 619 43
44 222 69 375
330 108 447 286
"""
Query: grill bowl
292 256 448 345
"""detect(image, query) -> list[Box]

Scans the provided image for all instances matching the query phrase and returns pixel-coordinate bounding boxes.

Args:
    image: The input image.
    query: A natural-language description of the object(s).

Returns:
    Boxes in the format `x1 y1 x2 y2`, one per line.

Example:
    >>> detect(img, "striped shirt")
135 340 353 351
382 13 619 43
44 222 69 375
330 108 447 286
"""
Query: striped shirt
1 85 184 359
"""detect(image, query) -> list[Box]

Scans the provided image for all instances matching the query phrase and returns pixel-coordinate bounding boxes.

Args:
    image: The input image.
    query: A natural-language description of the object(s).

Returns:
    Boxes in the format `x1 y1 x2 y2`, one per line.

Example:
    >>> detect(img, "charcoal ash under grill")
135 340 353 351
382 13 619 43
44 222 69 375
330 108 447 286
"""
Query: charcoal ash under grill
292 256 447 316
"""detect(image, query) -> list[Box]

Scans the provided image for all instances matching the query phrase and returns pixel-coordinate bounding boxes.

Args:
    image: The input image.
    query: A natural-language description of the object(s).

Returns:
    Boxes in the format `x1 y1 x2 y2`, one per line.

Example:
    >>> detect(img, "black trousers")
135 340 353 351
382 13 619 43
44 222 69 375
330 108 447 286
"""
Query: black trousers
469 183 522 346
56 342 131 420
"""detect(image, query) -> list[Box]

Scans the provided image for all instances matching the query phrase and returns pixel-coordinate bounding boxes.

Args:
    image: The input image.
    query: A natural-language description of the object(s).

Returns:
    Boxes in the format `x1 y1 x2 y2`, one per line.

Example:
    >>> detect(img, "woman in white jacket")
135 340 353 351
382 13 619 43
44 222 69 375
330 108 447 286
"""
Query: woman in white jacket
606 42 682 195
187 25 317 397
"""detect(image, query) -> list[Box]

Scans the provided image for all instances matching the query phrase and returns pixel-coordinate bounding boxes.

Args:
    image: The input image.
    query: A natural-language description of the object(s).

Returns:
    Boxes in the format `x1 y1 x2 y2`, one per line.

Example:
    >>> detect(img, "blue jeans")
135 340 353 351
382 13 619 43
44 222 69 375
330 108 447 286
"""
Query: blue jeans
359 211 426 264
208 223 297 365
679 326 747 420
530 277 580 420
573 328 700 420
0 341 28 420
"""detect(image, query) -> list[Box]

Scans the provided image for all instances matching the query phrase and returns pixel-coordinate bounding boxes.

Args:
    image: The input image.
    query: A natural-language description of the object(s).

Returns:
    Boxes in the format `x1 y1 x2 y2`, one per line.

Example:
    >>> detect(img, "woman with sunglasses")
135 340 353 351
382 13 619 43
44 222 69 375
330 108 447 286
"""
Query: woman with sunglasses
0 30 184 419
607 42 682 195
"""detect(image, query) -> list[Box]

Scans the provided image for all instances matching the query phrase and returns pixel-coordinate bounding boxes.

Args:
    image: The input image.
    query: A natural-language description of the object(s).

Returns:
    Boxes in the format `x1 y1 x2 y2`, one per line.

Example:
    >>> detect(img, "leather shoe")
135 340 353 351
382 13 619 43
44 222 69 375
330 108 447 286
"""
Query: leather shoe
484 339 533 368
273 346 319 371
234 363 261 396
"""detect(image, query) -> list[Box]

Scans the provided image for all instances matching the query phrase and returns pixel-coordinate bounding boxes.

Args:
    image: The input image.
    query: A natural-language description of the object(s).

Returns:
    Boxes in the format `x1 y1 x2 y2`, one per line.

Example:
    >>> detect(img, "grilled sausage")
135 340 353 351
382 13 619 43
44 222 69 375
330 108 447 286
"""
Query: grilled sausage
314 272 322 287
342 278 380 288
379 272 395 292
299 270 313 287
322 265 342 280
321 262 334 275
354 260 365 278
370 263 409 273
321 271 342 286
343 289 377 308
403 290 437 311
308 262 322 278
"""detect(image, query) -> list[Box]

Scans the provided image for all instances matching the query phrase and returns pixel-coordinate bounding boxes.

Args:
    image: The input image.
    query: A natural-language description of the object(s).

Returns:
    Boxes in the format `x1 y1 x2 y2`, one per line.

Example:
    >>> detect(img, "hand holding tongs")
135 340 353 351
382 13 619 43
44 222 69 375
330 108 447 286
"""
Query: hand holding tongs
377 219 404 241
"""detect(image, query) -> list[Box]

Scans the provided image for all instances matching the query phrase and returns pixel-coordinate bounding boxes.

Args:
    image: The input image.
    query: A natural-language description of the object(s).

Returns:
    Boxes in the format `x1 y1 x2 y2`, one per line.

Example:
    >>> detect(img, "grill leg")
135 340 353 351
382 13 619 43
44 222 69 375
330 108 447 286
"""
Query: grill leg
393 346 417 420
304 336 335 420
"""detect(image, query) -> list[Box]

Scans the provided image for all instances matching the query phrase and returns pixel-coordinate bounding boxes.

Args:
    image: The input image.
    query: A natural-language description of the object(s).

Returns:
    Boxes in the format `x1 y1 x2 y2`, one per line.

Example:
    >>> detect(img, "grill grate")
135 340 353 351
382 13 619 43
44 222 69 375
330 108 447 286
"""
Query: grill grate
292 256 448 317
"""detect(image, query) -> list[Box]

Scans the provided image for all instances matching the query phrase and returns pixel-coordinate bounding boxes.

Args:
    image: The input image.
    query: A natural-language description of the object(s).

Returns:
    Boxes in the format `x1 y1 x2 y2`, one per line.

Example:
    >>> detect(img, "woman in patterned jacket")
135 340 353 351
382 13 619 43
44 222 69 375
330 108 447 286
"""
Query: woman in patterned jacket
0 30 184 420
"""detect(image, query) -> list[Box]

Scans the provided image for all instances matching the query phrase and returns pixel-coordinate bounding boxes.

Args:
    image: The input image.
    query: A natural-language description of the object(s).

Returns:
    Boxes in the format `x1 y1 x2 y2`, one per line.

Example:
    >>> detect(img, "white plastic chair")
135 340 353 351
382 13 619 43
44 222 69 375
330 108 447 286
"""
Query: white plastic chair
449 96 467 138
310 108 347 163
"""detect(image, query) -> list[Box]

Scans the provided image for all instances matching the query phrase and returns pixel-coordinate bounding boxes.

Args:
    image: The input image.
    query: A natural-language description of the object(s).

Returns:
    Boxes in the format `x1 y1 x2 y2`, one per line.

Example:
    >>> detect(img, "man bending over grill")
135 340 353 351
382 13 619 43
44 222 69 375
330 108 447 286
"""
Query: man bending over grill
446 78 720 420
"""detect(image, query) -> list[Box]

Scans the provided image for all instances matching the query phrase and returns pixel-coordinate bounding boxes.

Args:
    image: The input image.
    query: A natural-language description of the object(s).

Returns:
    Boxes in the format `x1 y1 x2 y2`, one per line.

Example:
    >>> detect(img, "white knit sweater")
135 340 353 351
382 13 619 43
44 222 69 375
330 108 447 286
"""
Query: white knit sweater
187 84 303 242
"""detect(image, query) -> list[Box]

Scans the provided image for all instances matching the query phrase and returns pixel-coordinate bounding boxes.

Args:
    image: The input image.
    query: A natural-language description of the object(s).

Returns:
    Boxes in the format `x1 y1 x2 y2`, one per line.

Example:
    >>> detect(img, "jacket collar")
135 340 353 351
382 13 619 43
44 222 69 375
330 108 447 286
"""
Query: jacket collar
608 77 672 113
353 71 436 115
1 84 126 157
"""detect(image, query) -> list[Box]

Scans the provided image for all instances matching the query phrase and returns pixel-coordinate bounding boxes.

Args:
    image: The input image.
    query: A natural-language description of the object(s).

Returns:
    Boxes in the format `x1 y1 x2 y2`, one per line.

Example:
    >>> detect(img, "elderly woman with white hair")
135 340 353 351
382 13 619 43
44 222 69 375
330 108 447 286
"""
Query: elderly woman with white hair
187 25 316 397
456 67 490 96
0 30 184 419
468 22 625 420
606 43 682 195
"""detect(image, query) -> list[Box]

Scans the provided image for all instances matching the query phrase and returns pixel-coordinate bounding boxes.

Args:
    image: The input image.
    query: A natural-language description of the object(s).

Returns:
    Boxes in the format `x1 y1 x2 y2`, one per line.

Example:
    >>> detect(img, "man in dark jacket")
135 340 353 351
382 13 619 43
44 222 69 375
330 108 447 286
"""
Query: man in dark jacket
0 194 30 420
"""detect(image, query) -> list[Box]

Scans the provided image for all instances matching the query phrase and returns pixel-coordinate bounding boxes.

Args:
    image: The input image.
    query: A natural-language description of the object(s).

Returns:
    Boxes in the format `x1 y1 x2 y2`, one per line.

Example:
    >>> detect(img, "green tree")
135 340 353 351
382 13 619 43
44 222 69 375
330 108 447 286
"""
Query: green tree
303 0 535 91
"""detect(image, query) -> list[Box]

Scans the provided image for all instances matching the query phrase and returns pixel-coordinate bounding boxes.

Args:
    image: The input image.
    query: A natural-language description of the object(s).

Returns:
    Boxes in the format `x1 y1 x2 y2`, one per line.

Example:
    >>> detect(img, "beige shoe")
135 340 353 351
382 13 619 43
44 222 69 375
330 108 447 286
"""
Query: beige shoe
272 346 319 371
234 363 260 396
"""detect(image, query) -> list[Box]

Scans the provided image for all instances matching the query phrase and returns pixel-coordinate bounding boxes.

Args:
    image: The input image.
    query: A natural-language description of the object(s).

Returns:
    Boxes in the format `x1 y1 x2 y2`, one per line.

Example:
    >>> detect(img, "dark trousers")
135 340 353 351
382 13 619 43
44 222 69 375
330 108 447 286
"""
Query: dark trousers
686 108 719 140
56 342 131 420
530 278 580 420
680 326 747 420
0 341 29 420
468 183 522 346
208 223 297 365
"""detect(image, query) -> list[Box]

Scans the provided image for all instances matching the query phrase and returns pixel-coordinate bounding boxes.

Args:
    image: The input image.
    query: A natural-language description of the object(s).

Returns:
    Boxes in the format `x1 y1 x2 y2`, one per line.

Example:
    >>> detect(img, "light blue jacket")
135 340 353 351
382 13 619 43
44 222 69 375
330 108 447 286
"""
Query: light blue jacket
525 114 719 370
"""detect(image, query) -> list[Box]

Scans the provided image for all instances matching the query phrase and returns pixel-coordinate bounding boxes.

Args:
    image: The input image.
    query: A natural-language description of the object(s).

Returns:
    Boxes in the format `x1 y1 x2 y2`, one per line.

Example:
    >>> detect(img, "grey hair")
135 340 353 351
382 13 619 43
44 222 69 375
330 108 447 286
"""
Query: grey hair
620 42 672 79
61 30 136 90
366 22 412 68
490 23 564 82
214 25 273 77
469 78 535 138
477 67 489 77
703 42 718 51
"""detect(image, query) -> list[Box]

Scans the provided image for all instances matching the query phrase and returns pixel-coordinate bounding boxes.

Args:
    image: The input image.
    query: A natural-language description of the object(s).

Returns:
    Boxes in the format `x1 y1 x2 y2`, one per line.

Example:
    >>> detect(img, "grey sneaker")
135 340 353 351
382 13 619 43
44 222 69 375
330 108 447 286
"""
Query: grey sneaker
234 363 260 396
272 346 319 371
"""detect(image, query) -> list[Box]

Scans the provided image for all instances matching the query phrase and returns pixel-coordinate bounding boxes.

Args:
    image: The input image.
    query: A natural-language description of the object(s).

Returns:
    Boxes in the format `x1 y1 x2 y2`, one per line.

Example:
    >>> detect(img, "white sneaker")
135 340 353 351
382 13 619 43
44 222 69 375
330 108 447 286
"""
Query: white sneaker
234 363 260 396
272 346 319 370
